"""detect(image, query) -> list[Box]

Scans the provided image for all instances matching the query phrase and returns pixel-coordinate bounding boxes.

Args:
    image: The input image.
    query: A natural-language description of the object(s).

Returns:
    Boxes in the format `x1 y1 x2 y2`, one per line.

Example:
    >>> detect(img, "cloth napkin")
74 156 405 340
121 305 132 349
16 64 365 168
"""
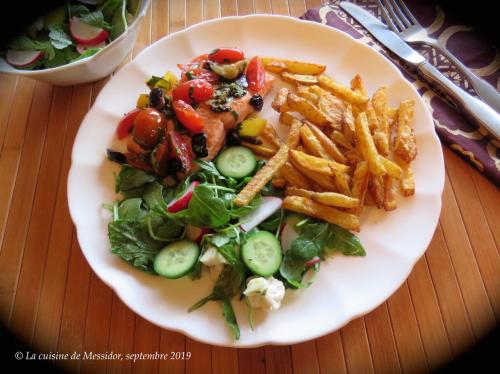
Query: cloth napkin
302 0 500 186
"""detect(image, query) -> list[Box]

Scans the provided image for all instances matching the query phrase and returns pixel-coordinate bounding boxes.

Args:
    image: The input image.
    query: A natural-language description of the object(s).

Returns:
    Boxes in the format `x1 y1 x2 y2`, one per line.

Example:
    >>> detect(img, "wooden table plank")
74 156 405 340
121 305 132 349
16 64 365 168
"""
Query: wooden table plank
108 296 136 374
0 74 18 153
237 0 254 15
291 341 321 374
340 318 375 374
132 318 161 374
265 346 293 374
316 332 347 374
238 348 267 374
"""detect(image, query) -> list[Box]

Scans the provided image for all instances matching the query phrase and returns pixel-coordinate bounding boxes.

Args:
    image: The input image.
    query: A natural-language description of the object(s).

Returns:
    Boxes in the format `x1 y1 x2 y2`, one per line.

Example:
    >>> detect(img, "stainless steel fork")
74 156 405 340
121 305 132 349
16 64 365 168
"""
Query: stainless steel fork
376 0 500 113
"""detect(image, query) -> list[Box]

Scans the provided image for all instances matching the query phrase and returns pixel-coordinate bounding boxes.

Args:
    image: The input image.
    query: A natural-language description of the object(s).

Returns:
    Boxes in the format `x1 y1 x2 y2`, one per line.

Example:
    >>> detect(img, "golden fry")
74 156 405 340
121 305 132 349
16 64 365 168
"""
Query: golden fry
234 145 289 206
350 74 368 96
286 187 359 208
290 149 349 175
272 177 286 189
331 167 351 196
261 125 283 149
290 158 338 191
330 130 354 151
286 119 303 148
350 161 370 215
342 104 356 146
383 175 398 211
388 107 398 126
372 87 390 156
355 112 386 176
318 75 369 105
281 72 319 85
394 99 417 162
279 111 300 126
368 174 385 209
365 100 379 133
300 125 331 160
296 85 320 105
272 87 290 112
262 58 326 75
283 196 360 232
394 155 415 196
380 156 402 179
318 93 345 131
241 142 277 158
264 61 287 74
287 93 332 127
280 162 313 190
305 122 347 163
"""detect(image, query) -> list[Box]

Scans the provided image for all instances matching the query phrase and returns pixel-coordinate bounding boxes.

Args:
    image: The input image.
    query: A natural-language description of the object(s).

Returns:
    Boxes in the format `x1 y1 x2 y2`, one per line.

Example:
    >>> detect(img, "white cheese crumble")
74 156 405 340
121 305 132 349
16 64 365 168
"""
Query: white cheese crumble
243 276 285 311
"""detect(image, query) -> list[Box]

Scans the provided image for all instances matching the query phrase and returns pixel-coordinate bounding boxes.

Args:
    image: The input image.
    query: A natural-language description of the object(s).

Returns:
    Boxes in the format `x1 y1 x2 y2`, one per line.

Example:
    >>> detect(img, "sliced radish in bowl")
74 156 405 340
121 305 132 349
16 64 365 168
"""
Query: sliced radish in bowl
167 181 200 213
6 50 43 67
70 17 109 46
239 196 282 232
76 41 106 55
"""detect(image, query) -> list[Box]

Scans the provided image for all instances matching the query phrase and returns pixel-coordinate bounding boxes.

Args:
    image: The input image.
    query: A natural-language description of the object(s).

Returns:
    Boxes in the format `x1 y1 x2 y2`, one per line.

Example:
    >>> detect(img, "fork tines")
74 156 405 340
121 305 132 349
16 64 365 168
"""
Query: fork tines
376 0 418 32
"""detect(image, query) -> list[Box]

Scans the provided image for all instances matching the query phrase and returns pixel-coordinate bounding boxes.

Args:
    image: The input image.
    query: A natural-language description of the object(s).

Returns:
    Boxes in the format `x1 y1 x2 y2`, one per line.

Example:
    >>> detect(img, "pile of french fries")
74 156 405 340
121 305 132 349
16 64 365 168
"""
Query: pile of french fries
234 58 417 232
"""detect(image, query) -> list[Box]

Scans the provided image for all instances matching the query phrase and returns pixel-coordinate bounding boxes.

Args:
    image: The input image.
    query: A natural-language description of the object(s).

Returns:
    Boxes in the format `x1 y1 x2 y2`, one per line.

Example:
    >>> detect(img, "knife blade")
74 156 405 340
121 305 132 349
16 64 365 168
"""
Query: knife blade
339 1 500 140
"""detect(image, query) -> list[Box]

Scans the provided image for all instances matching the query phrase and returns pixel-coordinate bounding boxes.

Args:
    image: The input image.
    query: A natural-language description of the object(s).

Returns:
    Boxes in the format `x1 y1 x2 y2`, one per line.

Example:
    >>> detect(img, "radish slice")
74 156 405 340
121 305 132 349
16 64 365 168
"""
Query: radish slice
239 196 282 232
306 256 321 267
6 50 43 67
185 225 211 243
70 17 109 46
280 222 299 252
167 181 200 213
76 41 106 54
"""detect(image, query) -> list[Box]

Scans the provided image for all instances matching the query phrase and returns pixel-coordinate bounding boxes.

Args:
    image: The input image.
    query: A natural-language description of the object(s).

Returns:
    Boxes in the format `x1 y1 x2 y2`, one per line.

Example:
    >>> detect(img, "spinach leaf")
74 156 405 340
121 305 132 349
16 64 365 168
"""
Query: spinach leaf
108 220 163 272
48 26 73 49
71 47 101 61
142 182 167 214
99 0 123 19
155 219 184 240
325 225 366 256
222 299 240 340
118 198 146 221
279 255 307 288
79 10 112 30
115 164 156 193
229 194 261 218
110 2 129 40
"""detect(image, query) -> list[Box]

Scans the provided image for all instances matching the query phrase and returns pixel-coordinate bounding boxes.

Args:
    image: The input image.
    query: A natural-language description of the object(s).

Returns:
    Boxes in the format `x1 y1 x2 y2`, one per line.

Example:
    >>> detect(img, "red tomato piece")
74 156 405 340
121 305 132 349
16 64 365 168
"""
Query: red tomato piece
172 79 214 105
133 108 166 149
208 48 244 64
151 139 170 175
172 100 204 133
116 108 141 139
180 68 219 83
125 152 154 172
169 129 193 173
246 56 265 93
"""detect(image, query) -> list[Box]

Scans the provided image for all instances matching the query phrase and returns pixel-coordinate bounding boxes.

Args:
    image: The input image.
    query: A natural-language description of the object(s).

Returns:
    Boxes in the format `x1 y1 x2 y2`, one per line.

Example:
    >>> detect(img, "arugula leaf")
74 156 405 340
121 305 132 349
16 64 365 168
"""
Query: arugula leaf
8 36 55 60
79 10 112 30
110 0 128 40
258 210 281 231
142 182 167 213
325 225 366 256
222 299 240 340
69 4 91 18
118 198 146 221
108 220 163 272
48 26 73 49
115 165 157 193
99 0 124 19
72 47 102 61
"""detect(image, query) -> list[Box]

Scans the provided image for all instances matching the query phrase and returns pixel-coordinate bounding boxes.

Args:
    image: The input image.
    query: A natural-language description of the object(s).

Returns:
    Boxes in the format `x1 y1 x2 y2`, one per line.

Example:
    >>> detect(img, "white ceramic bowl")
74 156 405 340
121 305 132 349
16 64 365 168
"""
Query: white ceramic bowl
0 0 150 86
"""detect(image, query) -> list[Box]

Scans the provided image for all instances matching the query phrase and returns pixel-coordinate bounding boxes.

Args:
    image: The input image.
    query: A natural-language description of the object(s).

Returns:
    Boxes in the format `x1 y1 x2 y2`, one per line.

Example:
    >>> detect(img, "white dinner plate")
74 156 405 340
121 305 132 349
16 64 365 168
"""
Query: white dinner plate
67 15 445 347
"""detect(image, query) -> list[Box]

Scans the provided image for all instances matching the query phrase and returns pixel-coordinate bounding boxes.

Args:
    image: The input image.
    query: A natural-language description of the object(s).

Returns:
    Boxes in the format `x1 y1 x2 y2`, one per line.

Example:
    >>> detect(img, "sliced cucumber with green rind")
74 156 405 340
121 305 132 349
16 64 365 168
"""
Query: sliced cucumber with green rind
242 231 282 276
154 240 200 279
215 146 256 179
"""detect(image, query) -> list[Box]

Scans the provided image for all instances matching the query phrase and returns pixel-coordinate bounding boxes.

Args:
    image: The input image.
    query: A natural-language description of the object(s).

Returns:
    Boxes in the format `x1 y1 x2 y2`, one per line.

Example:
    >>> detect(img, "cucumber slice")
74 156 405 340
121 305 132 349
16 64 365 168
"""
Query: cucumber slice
215 146 256 178
242 231 282 276
154 240 200 279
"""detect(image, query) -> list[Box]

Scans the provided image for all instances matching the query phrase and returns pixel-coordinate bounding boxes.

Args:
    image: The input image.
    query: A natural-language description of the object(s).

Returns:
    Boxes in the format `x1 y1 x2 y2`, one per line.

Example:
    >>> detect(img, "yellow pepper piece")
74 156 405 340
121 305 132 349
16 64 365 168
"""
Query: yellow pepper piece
239 116 267 137
155 71 178 92
136 93 149 108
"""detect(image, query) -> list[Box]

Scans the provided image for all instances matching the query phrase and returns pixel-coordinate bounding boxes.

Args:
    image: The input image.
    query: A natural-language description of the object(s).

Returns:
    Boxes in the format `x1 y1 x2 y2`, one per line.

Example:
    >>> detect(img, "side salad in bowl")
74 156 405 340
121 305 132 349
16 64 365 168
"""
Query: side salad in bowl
105 47 418 339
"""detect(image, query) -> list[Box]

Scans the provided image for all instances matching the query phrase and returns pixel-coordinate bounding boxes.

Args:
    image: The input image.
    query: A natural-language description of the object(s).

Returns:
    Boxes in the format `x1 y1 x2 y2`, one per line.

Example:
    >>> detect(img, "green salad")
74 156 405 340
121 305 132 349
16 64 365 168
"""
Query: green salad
3 0 141 70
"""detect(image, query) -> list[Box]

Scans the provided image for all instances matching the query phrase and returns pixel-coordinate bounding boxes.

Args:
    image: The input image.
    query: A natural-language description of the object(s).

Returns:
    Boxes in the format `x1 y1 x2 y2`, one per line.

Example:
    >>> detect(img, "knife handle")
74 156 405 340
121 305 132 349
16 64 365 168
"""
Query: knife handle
417 61 500 140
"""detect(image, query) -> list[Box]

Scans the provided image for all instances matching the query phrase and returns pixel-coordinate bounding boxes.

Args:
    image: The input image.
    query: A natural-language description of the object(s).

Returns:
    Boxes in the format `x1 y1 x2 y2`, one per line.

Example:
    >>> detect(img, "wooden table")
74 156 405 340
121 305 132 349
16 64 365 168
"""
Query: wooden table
1 1 498 372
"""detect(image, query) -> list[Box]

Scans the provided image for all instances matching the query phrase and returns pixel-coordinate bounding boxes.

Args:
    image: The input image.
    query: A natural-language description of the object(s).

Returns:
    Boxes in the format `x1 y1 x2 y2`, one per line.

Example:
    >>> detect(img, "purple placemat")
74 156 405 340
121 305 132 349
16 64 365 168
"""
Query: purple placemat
302 0 500 186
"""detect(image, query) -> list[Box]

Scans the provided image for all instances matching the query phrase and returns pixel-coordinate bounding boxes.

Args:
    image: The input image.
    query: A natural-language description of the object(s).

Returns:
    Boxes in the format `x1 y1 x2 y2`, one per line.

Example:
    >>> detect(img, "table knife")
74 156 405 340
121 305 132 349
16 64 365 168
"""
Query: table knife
339 1 500 140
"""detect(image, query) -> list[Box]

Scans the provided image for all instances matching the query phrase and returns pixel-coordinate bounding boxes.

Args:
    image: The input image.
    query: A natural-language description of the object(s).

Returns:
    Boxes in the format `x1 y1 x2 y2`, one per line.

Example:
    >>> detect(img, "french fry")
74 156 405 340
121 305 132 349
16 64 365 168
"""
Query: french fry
342 104 356 146
380 156 402 179
261 124 283 149
318 75 369 105
394 155 415 197
287 93 332 127
279 111 300 126
283 196 360 232
394 99 417 162
264 60 287 74
318 91 345 131
350 74 368 97
262 58 326 75
241 142 277 158
372 87 390 156
281 72 319 85
280 162 313 190
350 161 370 215
355 112 386 176
286 187 359 208
300 125 331 160
331 167 351 196
234 145 289 206
290 158 338 191
383 175 398 211
330 130 354 151
272 178 286 189
368 174 385 209
272 87 290 112
297 85 320 105
365 100 379 133
388 107 398 126
290 149 350 175
305 122 347 164
286 119 303 148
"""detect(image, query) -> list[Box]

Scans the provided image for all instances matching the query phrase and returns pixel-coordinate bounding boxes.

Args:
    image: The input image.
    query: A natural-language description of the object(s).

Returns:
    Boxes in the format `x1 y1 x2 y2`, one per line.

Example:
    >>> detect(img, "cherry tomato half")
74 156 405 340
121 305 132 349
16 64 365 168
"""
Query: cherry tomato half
133 108 166 149
172 79 214 105
181 68 219 84
246 56 265 94
168 129 193 174
208 48 244 64
151 139 170 175
116 108 141 139
125 152 154 172
172 100 204 133
177 53 209 71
